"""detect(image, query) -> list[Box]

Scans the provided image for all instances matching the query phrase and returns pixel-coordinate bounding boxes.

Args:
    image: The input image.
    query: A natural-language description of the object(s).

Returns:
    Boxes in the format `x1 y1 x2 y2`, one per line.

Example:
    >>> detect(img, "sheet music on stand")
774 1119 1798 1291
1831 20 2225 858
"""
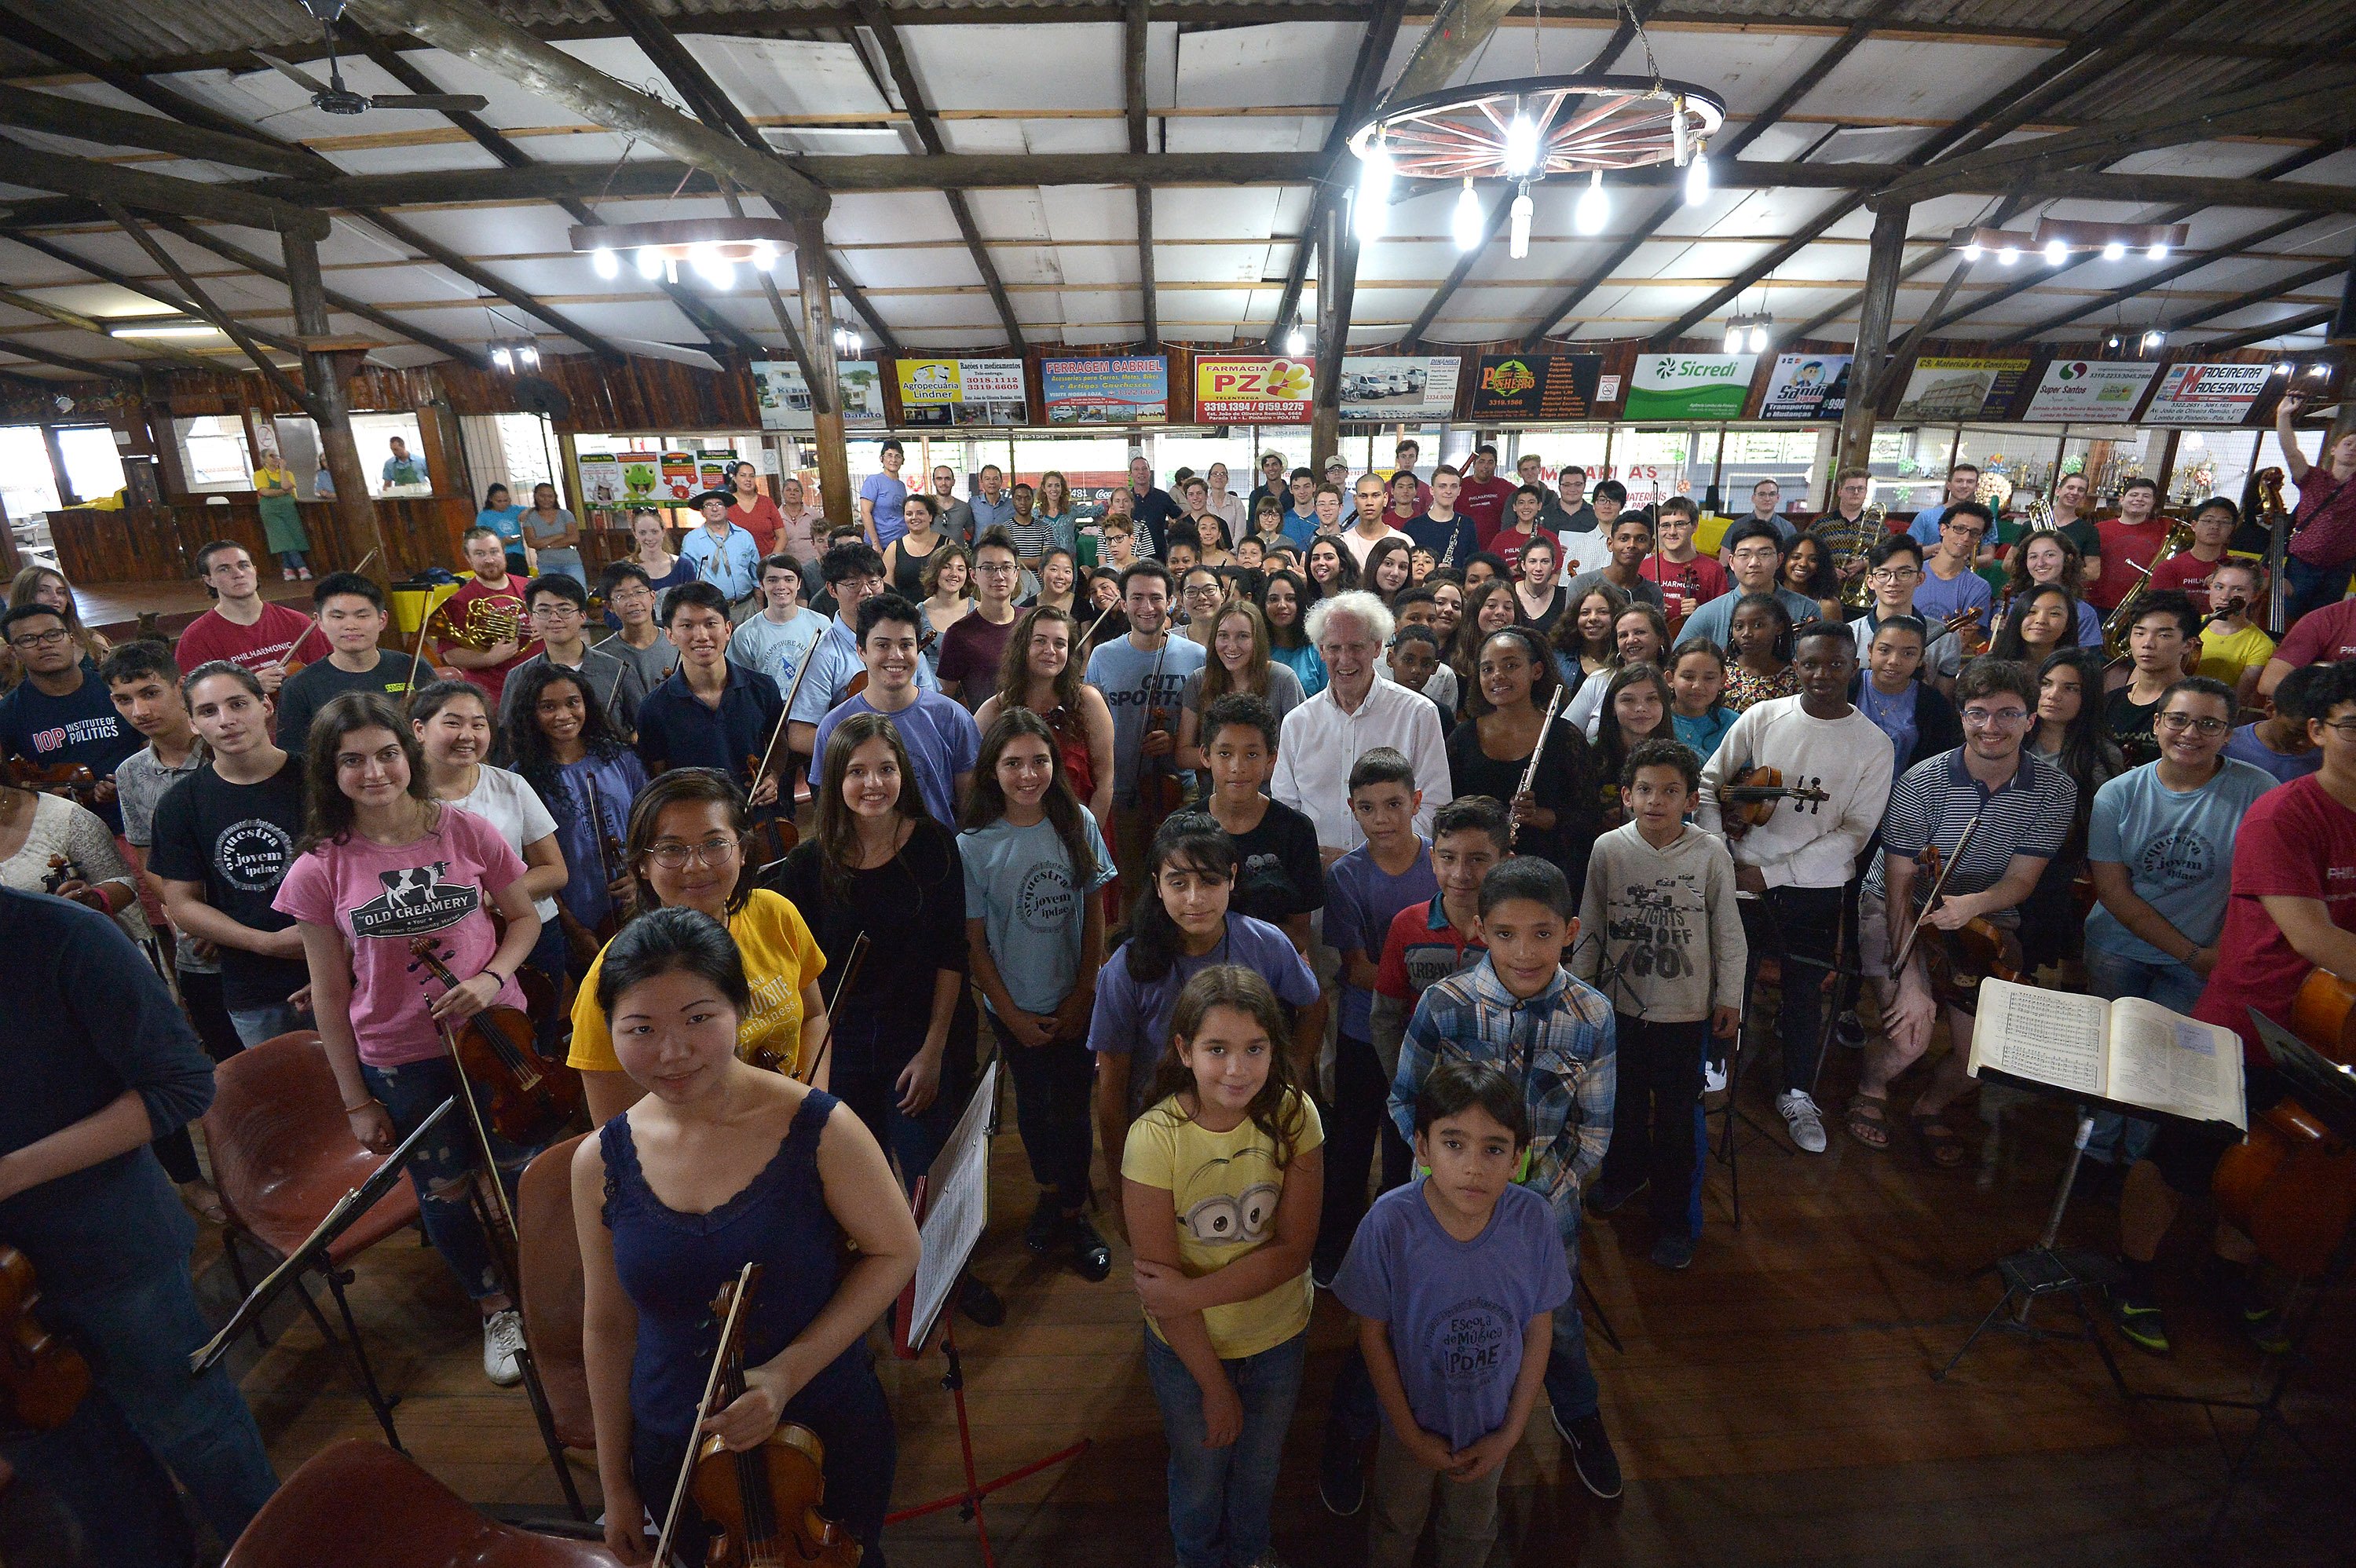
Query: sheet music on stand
1970 979 2245 1132
903 1059 998 1352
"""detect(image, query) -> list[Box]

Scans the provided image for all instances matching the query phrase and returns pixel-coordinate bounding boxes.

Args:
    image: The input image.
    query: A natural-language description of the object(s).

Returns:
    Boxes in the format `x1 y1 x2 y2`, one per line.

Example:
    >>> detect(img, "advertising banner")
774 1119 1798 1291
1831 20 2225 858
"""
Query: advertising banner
2020 360 2161 423
1758 353 1851 421
2142 361 2275 426
575 451 625 510
893 357 1029 426
617 452 660 504
1467 353 1608 420
1195 356 1315 423
836 361 886 429
658 451 699 502
751 360 814 432
1337 356 1461 419
1891 356 2032 422
697 452 737 494
1041 356 1169 424
1625 353 1758 420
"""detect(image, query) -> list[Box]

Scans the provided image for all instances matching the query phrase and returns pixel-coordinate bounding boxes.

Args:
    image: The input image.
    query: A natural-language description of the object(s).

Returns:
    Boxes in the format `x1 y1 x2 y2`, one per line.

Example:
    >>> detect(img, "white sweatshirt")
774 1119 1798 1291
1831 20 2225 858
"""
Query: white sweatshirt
1693 695 1892 890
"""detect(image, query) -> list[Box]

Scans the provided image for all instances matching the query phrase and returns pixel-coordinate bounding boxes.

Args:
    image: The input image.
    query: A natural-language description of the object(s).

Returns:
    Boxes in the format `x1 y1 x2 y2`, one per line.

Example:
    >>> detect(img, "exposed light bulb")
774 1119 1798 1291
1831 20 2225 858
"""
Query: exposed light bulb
1502 112 1539 178
634 247 664 280
1509 190 1533 259
2307 362 2329 377
2043 239 2069 265
2146 243 2168 261
591 246 619 280
2274 361 2293 375
1453 181 1483 251
752 240 778 272
520 345 539 367
2142 328 2166 349
1998 245 2019 266
1963 241 1981 261
1354 143 1392 243
1748 323 1769 353
491 346 512 371
2106 334 2123 350
846 331 862 355
1684 152 1710 206
691 243 734 290
1724 324 1743 354
1575 170 1607 236
1286 327 1307 356
2102 240 2127 261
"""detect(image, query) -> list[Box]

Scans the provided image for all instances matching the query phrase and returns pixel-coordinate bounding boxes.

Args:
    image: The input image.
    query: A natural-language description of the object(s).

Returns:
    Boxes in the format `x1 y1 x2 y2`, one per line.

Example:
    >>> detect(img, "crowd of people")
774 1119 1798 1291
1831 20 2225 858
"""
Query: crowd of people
5 389 2354 1568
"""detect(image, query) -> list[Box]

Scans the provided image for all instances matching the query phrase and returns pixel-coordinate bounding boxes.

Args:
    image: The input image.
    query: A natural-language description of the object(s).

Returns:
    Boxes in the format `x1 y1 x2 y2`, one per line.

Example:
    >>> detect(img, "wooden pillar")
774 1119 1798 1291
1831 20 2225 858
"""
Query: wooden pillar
794 214 853 531
1309 199 1359 474
283 232 390 583
1839 204 1910 473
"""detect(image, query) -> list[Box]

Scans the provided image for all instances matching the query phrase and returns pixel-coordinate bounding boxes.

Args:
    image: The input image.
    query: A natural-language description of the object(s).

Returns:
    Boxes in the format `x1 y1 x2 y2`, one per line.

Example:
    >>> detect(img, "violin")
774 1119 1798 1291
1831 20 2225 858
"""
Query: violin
651 1263 861 1568
1941 605 1989 658
1138 627 1184 817
1721 763 1833 829
0 1245 90 1432
2211 966 2356 1281
5 757 99 809
406 936 581 1147
1904 839 2024 1012
39 853 107 916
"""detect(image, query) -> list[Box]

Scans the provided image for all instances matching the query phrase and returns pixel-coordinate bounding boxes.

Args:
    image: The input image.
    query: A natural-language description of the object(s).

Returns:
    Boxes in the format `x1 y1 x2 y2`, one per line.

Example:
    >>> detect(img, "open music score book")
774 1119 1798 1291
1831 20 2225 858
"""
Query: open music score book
1970 978 2247 1132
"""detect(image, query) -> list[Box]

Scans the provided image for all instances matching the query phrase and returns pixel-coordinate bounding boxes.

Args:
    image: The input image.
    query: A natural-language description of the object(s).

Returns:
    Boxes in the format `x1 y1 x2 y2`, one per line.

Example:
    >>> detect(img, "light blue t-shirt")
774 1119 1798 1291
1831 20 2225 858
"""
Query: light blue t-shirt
1085 634 1205 805
861 472 910 546
1087 913 1319 1116
788 616 938 726
1270 641 1328 700
1324 841 1436 1040
1679 585 1823 651
1908 503 1952 549
1330 1180 1572 1450
1912 562 1993 627
728 609 827 696
810 689 979 828
477 505 526 544
960 814 1117 1016
2085 758 2277 966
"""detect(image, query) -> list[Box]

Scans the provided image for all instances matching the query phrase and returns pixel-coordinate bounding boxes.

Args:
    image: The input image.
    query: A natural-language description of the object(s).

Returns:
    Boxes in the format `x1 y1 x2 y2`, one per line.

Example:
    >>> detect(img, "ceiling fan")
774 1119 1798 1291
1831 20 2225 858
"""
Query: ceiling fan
251 0 488 117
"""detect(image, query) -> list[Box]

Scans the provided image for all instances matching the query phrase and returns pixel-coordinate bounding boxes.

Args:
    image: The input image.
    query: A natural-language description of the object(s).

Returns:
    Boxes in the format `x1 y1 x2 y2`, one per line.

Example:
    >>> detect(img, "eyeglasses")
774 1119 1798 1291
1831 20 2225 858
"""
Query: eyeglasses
1183 583 1222 598
1868 566 1922 583
1961 708 2029 728
8 627 71 650
975 561 1019 576
532 602 584 618
645 835 741 870
2319 718 2356 738
2157 712 2230 736
1941 522 1987 538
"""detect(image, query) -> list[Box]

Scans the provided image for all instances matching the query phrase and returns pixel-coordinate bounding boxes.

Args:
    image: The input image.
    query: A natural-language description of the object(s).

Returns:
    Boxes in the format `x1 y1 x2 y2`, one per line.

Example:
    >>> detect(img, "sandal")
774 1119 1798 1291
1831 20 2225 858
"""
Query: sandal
1844 1094 1890 1150
181 1179 229 1225
1913 1111 1966 1169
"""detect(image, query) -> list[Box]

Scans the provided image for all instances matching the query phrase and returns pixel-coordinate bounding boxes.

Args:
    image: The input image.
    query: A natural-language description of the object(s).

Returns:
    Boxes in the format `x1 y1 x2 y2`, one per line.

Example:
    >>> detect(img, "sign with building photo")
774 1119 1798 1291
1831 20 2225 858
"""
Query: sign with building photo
2020 360 2161 422
575 451 627 509
2142 361 2275 426
751 360 814 432
1758 354 1850 421
1195 356 1315 422
1467 353 1608 419
1337 356 1461 419
893 357 1030 426
1041 356 1169 424
1625 353 1758 420
1892 356 2032 422
836 361 887 429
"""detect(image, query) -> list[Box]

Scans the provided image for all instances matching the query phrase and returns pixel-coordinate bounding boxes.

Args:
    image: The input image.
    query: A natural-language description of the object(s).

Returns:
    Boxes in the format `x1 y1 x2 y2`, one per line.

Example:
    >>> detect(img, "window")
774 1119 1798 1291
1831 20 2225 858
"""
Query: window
1011 435 1131 509
53 427 125 505
2179 428 2261 511
173 415 254 492
1614 429 1693 507
350 412 428 496
489 412 562 506
0 426 60 519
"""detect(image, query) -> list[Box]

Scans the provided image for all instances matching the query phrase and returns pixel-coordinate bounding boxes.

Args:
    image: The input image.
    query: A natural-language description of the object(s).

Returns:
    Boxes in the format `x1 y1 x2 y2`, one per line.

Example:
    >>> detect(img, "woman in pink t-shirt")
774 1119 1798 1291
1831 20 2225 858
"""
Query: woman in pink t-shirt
274 690 544 1387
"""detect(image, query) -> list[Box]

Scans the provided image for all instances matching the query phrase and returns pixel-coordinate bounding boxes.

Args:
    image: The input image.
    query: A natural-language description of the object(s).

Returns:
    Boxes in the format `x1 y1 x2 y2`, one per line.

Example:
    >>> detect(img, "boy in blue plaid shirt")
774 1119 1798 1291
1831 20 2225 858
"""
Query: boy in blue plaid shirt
1388 856 1621 1499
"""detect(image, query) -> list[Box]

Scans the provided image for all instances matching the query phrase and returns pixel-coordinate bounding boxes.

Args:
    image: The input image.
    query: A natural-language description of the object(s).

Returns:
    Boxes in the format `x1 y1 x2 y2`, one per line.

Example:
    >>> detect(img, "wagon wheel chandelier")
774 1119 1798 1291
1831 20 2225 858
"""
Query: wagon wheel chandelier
1346 2 1724 258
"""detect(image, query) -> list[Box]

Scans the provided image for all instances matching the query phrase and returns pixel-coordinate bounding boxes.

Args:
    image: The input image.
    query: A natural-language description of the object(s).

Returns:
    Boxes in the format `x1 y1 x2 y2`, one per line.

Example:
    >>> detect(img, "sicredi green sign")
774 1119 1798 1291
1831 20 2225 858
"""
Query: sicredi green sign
1624 353 1758 419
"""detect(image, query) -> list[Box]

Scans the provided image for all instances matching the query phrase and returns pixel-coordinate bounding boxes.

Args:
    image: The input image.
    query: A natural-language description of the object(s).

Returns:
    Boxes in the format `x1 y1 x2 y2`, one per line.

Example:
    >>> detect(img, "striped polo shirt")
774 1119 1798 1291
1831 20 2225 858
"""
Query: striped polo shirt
1864 745 2077 903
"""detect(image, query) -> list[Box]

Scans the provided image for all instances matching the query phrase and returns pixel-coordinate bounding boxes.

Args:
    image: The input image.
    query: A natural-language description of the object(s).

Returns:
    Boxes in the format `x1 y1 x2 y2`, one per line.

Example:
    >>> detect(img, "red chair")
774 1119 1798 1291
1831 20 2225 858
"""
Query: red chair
202 1032 421 1449
517 1134 593 1453
225 1438 617 1566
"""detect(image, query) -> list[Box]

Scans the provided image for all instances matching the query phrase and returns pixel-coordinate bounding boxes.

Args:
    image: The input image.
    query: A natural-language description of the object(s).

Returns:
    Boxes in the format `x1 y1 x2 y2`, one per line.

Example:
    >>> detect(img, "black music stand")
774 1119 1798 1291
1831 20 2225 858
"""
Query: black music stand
2133 1008 2356 1544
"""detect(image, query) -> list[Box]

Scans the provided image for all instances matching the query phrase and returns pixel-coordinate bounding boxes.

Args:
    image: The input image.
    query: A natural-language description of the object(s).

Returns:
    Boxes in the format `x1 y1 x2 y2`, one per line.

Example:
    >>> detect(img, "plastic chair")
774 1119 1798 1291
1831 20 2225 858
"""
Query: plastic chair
515 1134 593 1452
201 1032 421 1449
224 1438 617 1566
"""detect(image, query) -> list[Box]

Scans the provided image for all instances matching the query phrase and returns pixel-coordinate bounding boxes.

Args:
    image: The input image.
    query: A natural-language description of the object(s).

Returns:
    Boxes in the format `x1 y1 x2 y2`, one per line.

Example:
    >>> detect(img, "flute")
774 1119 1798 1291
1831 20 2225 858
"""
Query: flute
1508 684 1567 850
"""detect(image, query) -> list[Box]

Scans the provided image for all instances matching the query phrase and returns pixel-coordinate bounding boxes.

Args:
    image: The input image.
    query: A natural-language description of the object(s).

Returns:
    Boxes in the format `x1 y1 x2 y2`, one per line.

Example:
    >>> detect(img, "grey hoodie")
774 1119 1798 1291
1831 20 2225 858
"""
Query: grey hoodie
1571 822 1747 1024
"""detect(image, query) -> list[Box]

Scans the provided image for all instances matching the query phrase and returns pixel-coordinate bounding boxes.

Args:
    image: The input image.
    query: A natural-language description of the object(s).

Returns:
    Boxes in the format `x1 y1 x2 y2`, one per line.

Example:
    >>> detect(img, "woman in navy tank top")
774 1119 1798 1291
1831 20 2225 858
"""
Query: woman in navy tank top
572 906 920 1565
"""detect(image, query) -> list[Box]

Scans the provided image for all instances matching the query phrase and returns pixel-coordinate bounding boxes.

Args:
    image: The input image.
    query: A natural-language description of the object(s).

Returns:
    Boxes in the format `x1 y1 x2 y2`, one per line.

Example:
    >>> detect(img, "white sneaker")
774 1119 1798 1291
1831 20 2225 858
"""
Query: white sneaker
1703 1058 1729 1095
482 1308 526 1386
1778 1091 1828 1153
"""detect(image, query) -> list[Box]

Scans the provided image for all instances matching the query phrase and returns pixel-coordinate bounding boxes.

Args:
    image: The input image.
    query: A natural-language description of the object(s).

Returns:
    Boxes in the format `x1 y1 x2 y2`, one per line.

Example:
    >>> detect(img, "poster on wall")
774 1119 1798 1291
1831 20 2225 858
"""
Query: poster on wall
893 358 1029 426
1195 356 1315 423
619 451 660 503
1337 356 1461 419
576 451 626 509
1625 354 1758 419
659 451 699 501
2020 360 2160 422
837 361 886 429
2142 362 2274 426
1041 356 1169 424
697 452 738 493
1467 353 1607 420
750 360 814 432
1892 356 2032 422
1758 354 1850 421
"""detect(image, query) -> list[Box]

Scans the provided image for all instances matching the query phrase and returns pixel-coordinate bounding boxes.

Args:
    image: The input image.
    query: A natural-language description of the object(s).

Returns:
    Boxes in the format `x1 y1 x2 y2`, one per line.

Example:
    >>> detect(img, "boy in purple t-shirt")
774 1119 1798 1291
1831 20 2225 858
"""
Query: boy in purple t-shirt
1333 1060 1568 1568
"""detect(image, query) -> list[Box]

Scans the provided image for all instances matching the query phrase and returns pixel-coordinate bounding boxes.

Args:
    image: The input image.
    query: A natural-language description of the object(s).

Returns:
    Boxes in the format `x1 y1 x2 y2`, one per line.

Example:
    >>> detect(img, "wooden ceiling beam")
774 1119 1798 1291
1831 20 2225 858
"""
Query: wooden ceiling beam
0 137 329 240
0 334 138 381
104 202 322 415
0 83 325 179
1126 0 1157 345
2193 305 2335 352
1259 0 1406 348
2153 260 2349 335
0 225 308 356
345 206 629 362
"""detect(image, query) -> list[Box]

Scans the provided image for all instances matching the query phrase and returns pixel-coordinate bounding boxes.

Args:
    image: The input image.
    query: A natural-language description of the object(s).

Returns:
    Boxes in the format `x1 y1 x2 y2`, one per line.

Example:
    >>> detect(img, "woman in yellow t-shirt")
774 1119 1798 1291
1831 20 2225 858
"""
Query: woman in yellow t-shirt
568 769 829 1124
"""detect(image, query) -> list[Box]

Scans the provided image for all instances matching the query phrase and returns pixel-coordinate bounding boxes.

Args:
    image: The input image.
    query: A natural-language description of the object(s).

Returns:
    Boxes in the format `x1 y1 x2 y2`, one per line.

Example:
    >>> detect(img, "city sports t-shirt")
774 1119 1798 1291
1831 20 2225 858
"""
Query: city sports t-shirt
1330 1179 1571 1451
2193 773 2356 1063
568 890 825 1079
960 813 1118 1017
145 755 310 1010
273 807 528 1067
1085 633 1204 806
1120 1088 1323 1361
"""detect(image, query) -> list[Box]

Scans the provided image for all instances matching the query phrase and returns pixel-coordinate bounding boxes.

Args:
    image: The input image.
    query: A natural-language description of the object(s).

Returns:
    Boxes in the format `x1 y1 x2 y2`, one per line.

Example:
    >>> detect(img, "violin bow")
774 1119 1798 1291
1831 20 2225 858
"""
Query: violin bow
1892 810 1983 977
412 941 525 1243
796 931 869 1086
751 620 821 795
650 1262 759 1568
286 547 379 666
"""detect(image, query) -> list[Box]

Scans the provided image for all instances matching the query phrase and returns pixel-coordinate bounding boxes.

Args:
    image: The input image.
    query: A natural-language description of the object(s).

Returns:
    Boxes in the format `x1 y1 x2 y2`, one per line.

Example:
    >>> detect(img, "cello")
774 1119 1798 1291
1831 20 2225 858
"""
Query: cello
406 936 582 1147
649 1263 861 1568
2211 967 2356 1281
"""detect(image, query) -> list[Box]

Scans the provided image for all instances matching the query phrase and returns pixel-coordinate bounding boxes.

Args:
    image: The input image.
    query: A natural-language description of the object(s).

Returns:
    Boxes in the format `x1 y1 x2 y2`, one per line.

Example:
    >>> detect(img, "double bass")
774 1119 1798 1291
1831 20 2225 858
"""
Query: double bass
2211 967 2356 1281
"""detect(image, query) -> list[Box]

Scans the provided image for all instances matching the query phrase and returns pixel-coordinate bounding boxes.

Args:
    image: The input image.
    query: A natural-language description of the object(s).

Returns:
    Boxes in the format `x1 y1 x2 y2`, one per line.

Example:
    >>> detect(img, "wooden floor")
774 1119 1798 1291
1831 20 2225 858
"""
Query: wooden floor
203 1045 2355 1568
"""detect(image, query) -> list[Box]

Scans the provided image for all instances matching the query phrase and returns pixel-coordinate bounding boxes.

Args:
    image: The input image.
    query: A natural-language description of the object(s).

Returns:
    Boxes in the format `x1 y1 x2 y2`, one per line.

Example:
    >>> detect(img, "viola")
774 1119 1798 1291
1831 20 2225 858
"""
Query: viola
584 774 631 945
1941 605 1989 658
1721 764 1833 829
406 936 581 1147
1907 840 2024 1012
652 1264 861 1568
2211 966 2356 1281
0 1245 90 1432
5 757 98 809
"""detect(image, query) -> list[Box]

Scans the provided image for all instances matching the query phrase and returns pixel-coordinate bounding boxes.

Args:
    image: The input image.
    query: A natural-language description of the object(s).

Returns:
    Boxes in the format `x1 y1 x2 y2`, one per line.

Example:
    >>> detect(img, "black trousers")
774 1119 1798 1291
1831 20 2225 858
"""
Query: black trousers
1001 1021 1096 1207
1597 1014 1708 1234
153 964 246 1186
1318 1033 1413 1259
1744 884 1846 1096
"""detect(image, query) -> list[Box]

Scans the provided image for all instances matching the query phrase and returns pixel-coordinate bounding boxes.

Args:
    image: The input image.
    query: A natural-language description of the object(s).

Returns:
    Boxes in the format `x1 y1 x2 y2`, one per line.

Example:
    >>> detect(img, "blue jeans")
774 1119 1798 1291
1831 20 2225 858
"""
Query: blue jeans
1143 1327 1306 1568
532 547 587 590
2285 554 2351 624
229 1000 314 1047
361 1054 536 1302
23 1255 278 1561
1543 1217 1601 1420
2080 943 2205 1164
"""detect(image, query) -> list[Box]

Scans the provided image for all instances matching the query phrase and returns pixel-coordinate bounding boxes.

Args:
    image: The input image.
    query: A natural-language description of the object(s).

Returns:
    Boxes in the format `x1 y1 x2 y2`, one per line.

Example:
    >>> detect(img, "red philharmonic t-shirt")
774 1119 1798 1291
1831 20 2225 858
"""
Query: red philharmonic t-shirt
2193 773 2356 1065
